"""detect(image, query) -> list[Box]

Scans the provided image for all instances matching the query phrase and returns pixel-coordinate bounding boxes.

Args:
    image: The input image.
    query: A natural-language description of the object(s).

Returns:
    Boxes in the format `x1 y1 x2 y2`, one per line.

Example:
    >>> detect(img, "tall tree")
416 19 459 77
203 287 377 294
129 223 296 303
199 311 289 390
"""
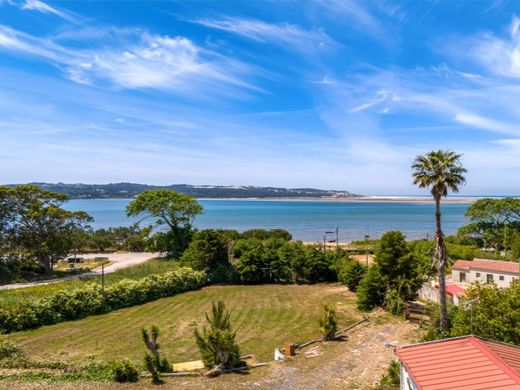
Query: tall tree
10 185 92 274
458 197 520 250
126 190 203 257
412 150 466 333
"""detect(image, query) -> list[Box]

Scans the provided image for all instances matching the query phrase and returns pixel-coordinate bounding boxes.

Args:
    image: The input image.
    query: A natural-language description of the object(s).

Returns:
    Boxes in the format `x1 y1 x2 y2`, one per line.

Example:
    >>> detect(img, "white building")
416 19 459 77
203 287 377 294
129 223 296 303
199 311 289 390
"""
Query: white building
451 258 519 289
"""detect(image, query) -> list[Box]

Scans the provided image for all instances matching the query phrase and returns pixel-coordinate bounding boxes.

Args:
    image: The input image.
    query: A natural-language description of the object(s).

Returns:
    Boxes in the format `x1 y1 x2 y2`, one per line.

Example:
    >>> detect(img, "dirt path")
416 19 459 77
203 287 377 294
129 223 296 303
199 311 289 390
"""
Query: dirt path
0 252 161 291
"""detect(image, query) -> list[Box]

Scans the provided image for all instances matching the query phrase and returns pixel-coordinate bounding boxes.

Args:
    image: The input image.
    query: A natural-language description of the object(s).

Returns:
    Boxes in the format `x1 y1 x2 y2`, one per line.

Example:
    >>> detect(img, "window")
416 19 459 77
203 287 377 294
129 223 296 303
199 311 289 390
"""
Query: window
476 272 481 278
459 272 466 282
487 274 494 283
499 275 504 281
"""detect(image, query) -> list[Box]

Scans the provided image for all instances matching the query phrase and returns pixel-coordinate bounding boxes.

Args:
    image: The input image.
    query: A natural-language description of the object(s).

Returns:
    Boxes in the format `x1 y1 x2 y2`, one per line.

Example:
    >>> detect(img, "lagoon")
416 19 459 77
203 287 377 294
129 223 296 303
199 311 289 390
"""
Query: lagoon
64 199 470 242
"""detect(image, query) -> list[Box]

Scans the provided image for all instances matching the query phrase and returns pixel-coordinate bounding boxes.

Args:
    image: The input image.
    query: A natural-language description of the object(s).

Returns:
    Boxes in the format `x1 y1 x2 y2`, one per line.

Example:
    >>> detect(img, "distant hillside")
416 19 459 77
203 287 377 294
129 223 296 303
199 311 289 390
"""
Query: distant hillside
9 183 361 199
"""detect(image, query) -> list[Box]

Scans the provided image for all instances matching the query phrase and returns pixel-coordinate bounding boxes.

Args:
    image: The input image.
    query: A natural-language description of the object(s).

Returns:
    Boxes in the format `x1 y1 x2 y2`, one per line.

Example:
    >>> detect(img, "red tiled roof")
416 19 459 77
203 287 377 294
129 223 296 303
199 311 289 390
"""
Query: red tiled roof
453 258 519 274
445 284 466 296
396 336 520 390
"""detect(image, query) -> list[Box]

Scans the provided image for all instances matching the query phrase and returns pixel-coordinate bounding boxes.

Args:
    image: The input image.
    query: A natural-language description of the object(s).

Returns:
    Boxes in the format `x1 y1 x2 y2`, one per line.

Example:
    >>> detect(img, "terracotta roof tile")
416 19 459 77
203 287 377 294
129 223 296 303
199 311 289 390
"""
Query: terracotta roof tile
452 259 519 274
396 336 520 389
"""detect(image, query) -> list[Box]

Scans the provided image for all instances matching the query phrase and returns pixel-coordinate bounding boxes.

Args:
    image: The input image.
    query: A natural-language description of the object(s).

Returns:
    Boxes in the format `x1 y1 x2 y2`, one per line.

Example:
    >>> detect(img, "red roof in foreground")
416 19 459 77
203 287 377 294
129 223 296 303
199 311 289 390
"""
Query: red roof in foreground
453 258 520 274
396 336 520 390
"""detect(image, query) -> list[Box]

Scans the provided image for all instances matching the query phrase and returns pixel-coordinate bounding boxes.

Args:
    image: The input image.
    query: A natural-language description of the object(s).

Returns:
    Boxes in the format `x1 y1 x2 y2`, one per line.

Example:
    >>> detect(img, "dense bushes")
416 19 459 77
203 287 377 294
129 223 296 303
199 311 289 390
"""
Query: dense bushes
338 260 366 291
110 359 139 383
450 282 520 345
180 230 236 283
233 239 341 284
357 231 424 312
0 267 206 333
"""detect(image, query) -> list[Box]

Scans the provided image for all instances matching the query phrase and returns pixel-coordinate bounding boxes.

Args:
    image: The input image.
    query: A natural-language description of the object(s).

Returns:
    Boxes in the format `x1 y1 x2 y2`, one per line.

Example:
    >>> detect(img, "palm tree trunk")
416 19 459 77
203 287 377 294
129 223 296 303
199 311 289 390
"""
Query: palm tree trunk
435 196 448 334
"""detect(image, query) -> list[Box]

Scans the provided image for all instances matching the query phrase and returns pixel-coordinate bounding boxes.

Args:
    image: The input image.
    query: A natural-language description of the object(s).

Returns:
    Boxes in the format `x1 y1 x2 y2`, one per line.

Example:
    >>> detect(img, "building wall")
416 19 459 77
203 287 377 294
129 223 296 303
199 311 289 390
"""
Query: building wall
452 268 518 289
400 364 419 390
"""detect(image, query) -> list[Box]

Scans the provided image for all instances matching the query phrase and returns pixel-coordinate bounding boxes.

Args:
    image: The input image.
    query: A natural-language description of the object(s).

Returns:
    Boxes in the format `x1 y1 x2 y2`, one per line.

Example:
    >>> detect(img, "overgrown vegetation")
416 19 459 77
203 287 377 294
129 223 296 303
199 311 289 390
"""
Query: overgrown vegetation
110 359 139 383
379 360 400 388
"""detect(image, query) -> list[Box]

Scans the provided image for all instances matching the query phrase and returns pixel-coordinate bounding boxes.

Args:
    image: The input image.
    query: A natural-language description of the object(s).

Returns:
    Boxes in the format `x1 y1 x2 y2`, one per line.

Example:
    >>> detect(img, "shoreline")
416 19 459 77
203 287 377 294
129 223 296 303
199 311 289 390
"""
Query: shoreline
66 196 490 203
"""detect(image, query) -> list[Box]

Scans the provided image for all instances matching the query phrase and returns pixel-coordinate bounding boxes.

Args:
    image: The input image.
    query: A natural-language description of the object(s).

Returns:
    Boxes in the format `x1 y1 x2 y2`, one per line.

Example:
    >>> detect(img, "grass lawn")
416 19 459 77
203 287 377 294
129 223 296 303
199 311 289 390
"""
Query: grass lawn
8 284 357 364
0 258 176 307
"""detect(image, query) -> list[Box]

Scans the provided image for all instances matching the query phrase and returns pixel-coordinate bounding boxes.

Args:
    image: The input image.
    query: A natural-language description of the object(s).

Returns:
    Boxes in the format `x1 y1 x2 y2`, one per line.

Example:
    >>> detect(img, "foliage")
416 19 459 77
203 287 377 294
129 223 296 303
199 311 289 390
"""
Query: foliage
142 325 171 373
86 224 152 253
180 230 234 282
0 267 206 333
143 352 162 384
0 185 92 274
127 189 203 257
0 339 25 360
384 289 406 315
357 231 424 312
110 359 139 383
379 360 400 387
194 301 242 369
420 303 459 342
233 239 338 284
240 228 292 241
356 265 385 311
451 282 520 345
458 197 520 251
338 260 366 291
319 305 337 340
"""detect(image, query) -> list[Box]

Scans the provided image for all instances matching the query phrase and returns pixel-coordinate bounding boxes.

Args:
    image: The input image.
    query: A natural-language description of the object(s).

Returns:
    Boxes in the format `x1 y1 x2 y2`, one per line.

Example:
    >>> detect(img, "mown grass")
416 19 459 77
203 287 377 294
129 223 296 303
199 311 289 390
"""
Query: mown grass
8 284 357 364
0 259 177 307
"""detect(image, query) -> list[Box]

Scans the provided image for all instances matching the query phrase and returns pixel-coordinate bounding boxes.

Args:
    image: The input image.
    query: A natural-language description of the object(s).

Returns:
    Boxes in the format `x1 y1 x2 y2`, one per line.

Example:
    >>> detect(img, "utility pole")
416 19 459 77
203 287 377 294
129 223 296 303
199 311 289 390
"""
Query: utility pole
336 227 339 250
323 236 326 254
364 234 370 267
101 262 105 295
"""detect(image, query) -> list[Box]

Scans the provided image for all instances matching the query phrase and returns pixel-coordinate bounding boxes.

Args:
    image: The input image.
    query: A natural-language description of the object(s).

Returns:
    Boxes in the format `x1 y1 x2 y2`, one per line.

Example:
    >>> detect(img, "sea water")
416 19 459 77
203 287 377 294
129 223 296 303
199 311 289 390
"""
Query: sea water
64 199 470 242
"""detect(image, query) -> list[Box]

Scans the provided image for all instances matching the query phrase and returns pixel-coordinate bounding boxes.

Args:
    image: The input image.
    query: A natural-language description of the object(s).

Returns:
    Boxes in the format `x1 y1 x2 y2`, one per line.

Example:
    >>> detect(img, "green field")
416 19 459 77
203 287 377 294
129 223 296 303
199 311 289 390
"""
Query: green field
0 258 177 307
8 284 356 364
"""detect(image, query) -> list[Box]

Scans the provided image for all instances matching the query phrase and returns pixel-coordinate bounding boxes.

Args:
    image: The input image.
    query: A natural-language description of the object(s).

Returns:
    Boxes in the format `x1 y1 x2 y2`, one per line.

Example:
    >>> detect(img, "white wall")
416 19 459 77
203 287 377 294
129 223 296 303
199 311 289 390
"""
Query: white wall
452 269 518 289
400 364 419 390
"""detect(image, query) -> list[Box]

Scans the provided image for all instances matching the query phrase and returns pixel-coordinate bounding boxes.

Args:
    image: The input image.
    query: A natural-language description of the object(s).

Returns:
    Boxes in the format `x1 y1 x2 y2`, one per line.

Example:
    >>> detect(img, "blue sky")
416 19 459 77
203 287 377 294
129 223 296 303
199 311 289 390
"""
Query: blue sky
0 0 519 195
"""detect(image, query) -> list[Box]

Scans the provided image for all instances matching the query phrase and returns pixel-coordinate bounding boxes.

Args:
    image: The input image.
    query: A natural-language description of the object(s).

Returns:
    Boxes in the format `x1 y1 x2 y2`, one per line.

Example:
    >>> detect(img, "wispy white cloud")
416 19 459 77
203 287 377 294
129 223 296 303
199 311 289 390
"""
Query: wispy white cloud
453 15 520 78
21 0 76 21
0 25 261 99
193 17 338 54
314 0 385 40
454 113 520 136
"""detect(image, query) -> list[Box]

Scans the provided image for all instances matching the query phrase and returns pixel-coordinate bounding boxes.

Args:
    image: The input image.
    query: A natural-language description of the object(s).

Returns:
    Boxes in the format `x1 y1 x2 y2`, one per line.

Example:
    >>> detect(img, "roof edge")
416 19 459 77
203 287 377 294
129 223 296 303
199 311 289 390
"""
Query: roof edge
469 336 520 384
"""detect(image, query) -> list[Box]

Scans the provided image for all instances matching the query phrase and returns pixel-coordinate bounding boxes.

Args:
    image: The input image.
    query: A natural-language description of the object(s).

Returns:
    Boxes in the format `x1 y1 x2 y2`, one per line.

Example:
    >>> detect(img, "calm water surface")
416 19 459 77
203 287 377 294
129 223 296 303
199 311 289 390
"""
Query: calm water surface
64 199 470 242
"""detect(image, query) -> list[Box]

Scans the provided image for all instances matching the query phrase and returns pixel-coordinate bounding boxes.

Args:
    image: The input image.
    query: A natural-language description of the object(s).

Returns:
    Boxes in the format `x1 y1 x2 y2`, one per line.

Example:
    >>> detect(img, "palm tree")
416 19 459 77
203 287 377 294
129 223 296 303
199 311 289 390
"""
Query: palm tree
412 150 467 334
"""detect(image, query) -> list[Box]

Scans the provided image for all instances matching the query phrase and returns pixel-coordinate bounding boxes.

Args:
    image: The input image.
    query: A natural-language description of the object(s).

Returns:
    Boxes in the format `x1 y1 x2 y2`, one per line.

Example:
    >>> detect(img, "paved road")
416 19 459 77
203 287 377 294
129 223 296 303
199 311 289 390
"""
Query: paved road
0 252 161 291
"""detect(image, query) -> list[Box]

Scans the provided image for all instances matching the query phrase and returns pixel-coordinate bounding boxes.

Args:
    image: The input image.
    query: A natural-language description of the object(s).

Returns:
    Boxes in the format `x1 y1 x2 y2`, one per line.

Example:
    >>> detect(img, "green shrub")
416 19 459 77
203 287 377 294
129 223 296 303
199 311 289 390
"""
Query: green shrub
338 261 366 291
319 305 337 340
0 267 206 333
194 301 242 369
110 359 139 383
384 289 405 315
356 265 385 311
379 360 400 387
0 339 25 360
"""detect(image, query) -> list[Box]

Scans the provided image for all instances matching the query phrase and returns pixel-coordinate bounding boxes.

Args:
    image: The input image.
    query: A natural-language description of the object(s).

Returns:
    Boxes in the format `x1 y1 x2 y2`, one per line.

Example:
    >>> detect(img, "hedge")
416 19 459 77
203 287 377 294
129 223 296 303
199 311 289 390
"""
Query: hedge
0 267 206 333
